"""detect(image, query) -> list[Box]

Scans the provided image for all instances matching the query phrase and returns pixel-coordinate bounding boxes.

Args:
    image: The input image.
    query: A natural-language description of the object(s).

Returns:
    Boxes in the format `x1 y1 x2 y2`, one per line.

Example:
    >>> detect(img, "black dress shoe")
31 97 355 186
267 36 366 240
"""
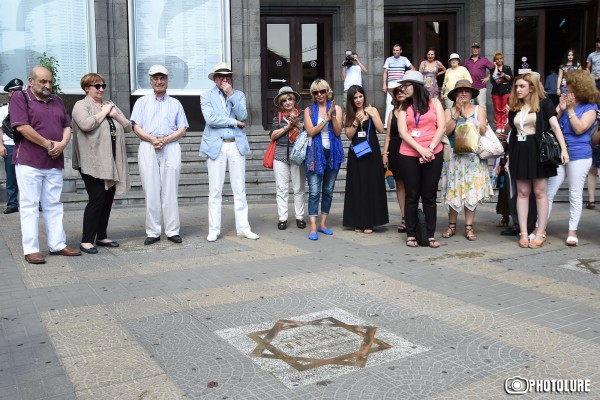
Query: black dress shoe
3 207 18 214
167 235 182 243
144 236 160 245
277 220 287 230
80 245 98 254
96 240 119 247
500 226 520 236
296 219 306 229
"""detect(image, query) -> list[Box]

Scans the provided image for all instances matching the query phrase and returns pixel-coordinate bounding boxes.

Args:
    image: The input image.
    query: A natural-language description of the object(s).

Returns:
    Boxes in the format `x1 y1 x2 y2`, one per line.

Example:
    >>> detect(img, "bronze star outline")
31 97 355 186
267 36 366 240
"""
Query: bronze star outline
248 317 393 371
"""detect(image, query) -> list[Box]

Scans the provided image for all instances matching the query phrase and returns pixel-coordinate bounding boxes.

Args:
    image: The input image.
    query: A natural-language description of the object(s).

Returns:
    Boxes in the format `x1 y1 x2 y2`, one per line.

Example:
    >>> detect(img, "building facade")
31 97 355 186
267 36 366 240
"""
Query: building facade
0 0 599 202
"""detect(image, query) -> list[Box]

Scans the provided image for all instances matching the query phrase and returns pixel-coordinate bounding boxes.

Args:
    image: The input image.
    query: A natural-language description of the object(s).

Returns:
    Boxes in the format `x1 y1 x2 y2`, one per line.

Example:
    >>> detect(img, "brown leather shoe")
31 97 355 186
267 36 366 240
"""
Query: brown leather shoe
49 246 82 256
25 252 46 264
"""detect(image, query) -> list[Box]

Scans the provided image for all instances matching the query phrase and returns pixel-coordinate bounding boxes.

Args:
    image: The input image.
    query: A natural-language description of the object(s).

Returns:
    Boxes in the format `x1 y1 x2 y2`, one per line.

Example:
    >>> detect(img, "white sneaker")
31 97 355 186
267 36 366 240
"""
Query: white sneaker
238 231 259 240
206 233 218 242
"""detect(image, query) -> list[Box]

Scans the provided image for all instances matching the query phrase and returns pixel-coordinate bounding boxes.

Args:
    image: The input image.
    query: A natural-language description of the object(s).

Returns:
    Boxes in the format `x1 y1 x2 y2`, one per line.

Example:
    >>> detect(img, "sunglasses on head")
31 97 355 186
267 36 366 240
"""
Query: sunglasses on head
312 89 327 96
90 83 106 90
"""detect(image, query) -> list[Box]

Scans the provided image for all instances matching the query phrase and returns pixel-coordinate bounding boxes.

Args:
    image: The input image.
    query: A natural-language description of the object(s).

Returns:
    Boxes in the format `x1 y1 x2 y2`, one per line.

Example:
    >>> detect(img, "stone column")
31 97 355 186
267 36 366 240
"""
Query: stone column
482 0 515 72
355 0 385 114
233 0 261 128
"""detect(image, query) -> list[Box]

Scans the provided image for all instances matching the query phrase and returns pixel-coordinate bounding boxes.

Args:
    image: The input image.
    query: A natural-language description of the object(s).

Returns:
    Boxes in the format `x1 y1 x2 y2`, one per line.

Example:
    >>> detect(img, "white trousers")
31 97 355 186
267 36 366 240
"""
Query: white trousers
475 88 488 112
138 141 181 237
15 164 66 255
384 92 393 128
273 159 306 221
207 142 251 236
547 158 592 231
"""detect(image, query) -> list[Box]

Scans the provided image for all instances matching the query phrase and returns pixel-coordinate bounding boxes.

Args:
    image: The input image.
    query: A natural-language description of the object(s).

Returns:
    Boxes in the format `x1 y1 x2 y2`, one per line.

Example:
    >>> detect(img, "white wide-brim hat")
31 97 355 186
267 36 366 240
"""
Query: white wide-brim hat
208 62 236 80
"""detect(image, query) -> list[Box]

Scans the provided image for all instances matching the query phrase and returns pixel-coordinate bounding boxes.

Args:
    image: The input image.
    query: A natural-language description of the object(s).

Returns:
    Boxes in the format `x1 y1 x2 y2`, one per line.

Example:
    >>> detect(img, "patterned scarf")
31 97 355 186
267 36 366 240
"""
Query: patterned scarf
305 101 345 175
280 110 301 143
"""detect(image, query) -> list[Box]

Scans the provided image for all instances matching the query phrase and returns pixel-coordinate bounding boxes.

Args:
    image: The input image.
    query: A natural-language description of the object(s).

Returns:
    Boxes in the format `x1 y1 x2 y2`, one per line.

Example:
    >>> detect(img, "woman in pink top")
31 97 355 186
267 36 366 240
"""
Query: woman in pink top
397 71 446 248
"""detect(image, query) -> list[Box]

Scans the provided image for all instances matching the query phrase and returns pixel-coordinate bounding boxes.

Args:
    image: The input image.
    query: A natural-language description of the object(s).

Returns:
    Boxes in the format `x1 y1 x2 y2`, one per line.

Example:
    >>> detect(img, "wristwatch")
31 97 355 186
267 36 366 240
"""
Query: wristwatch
46 142 54 151
429 144 436 150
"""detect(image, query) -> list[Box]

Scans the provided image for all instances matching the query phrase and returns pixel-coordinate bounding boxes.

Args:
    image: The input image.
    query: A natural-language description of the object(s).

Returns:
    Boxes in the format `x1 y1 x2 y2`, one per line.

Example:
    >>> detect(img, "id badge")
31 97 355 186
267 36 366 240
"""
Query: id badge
517 134 526 142
411 130 421 138
357 131 366 138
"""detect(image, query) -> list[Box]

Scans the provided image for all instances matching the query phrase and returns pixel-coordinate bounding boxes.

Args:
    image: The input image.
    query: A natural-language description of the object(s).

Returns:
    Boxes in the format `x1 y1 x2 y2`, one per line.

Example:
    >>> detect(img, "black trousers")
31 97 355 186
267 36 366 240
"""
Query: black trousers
398 154 444 237
81 172 116 244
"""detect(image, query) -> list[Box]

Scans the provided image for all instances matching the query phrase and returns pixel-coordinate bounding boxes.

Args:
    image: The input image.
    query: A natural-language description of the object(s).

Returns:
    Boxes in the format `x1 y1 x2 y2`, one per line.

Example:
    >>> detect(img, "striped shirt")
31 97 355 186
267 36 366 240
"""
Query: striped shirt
130 94 188 137
384 56 412 83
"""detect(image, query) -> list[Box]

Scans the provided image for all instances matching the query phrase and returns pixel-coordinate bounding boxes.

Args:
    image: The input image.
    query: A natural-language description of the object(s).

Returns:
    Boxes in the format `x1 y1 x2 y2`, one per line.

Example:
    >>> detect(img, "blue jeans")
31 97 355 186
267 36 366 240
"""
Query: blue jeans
4 145 18 209
306 149 339 217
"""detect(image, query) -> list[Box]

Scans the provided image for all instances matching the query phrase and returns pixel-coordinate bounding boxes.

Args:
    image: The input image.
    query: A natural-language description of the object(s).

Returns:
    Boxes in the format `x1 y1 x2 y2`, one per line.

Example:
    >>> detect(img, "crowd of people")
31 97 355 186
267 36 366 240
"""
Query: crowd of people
2 41 600 262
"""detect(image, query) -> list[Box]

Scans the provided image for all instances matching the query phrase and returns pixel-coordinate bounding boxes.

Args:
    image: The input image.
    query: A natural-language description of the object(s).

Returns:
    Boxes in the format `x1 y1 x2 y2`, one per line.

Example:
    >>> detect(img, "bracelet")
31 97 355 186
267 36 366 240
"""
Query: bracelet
451 115 458 122
568 113 576 119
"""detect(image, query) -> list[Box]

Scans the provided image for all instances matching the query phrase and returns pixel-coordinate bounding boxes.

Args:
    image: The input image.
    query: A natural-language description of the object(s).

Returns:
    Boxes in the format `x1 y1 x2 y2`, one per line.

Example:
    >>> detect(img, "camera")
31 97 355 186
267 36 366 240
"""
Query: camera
343 52 355 67
505 377 529 394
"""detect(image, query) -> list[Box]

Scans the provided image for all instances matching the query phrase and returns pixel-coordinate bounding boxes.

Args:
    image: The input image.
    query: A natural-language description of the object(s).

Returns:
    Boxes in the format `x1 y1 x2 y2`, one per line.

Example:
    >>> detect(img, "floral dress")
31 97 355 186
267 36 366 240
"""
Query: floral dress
421 62 440 98
440 106 494 212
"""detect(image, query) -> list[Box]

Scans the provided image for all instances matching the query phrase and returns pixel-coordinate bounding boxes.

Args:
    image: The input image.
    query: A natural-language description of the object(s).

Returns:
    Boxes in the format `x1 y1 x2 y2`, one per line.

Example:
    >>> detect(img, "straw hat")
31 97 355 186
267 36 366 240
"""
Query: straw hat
447 80 480 101
208 62 236 80
387 81 403 97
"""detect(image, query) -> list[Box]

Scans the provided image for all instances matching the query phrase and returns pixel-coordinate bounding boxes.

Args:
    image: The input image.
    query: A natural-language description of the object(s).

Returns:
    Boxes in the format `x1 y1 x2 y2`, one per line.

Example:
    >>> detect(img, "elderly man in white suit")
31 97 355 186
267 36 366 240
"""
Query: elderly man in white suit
200 62 259 242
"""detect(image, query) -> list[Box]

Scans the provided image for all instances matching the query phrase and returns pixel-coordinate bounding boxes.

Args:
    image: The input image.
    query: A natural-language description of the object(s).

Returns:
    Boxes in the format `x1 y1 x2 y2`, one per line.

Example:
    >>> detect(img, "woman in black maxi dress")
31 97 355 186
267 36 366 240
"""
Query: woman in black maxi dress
343 85 389 232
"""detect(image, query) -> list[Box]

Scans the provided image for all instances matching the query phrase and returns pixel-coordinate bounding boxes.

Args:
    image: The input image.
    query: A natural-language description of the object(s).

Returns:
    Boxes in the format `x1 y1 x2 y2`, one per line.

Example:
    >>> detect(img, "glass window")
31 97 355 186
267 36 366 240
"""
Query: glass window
266 24 290 90
129 0 230 95
0 0 96 94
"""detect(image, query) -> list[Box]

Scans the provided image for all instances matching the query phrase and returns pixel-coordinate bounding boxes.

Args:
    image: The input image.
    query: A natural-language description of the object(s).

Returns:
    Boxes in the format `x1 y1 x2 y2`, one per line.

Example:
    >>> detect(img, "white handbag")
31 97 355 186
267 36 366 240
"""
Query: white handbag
477 124 504 160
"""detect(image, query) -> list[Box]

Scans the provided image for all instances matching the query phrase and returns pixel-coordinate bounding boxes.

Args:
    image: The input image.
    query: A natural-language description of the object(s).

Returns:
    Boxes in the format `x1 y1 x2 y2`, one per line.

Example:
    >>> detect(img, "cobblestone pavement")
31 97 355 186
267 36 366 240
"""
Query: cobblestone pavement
1 200 599 399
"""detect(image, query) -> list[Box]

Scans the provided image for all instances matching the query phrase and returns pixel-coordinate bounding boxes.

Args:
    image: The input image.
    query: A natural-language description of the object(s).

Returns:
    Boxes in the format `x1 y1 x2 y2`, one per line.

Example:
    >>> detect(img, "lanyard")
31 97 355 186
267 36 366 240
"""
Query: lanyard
411 105 421 128
519 107 529 134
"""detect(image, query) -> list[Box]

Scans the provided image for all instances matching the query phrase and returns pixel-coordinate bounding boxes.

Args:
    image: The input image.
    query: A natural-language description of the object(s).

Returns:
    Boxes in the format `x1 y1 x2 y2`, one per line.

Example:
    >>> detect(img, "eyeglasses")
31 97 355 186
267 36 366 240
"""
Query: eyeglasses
90 83 106 90
214 74 231 80
312 89 327 96
399 83 413 92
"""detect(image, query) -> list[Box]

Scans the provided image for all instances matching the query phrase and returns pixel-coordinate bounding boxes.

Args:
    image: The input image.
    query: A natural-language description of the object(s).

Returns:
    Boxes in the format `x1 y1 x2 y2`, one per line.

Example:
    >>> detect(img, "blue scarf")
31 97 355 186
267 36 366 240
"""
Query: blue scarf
305 101 345 175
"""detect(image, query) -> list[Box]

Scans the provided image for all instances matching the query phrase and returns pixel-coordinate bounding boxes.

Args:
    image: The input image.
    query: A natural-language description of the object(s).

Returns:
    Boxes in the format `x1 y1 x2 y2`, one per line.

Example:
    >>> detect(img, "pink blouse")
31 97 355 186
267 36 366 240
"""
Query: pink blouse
400 100 443 157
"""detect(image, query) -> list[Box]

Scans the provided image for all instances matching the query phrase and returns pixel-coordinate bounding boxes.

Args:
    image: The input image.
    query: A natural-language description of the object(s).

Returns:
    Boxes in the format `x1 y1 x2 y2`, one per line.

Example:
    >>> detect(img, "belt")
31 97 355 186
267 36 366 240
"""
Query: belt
223 138 235 143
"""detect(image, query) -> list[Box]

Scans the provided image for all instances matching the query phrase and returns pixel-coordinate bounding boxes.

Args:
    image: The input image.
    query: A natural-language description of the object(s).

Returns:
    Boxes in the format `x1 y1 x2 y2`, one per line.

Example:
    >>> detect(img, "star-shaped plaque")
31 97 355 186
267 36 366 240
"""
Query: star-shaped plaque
248 317 392 371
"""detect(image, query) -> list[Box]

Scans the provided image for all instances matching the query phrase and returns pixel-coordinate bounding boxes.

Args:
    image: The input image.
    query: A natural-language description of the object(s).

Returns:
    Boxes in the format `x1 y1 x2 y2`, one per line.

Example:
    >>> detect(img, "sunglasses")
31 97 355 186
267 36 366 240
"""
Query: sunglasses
312 89 328 96
90 83 107 90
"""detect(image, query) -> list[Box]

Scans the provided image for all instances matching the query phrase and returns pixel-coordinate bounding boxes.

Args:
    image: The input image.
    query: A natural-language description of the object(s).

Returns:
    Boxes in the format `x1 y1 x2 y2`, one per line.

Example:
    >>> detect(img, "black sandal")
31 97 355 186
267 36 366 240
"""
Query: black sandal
587 202 595 210
398 218 406 233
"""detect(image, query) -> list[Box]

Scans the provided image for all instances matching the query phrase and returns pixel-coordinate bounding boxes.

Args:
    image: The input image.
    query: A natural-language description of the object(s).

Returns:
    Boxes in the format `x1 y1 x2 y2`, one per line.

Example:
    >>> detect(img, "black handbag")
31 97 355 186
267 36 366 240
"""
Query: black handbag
537 113 561 166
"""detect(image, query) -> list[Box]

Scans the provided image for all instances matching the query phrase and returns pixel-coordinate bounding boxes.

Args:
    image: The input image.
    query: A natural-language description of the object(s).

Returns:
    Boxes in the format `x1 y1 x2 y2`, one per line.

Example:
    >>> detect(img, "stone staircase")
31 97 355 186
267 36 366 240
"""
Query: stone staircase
1 128 590 210
58 129 356 209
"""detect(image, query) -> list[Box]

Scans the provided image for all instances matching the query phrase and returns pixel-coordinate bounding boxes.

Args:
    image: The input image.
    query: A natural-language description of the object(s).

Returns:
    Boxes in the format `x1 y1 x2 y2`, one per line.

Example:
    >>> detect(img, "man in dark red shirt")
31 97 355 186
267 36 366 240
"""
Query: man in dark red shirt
11 66 81 264
463 43 494 111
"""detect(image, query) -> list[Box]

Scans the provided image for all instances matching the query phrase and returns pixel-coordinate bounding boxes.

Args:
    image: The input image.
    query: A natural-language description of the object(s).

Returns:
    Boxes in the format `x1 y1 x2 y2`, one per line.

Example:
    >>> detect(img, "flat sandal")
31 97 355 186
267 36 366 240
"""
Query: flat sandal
518 233 529 248
441 223 456 238
465 224 477 241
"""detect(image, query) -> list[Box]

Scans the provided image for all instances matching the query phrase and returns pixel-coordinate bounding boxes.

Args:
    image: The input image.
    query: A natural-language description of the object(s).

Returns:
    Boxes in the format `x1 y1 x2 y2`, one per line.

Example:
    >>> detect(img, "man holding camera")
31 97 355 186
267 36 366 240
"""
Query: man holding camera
340 51 367 109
